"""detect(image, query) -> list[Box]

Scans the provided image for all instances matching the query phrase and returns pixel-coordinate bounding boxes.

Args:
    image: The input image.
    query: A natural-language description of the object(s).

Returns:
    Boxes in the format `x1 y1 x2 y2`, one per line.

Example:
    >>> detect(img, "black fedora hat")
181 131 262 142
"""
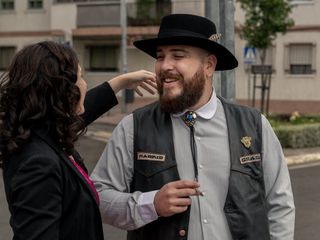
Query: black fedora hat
133 14 238 71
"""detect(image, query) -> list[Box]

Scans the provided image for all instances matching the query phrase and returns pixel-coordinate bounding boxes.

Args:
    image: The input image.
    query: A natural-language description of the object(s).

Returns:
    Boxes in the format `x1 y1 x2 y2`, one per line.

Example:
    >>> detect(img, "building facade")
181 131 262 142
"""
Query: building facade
0 0 319 114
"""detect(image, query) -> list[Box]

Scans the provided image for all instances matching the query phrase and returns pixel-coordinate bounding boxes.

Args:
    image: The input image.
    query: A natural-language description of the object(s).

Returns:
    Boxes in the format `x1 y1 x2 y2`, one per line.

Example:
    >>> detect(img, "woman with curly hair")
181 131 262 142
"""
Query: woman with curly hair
0 41 156 240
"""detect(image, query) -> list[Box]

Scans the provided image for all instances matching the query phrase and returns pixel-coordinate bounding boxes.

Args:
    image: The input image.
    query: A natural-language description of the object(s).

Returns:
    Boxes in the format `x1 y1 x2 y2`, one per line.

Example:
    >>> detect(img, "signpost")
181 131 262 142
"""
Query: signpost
120 0 129 113
205 0 236 102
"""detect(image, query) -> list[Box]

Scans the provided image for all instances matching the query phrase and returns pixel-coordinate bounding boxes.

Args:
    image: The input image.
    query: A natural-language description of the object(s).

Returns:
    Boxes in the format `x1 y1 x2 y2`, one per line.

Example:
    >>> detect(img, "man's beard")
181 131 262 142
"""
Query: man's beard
157 67 206 114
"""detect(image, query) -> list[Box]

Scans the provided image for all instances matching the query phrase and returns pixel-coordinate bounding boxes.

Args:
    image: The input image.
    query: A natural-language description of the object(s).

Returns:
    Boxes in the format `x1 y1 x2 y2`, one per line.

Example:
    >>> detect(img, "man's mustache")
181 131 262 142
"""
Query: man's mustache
157 71 183 82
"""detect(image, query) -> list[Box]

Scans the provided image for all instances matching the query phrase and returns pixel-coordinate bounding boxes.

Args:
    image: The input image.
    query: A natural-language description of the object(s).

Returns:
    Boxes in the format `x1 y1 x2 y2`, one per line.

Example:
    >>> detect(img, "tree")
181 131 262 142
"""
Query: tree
237 0 294 64
237 0 294 115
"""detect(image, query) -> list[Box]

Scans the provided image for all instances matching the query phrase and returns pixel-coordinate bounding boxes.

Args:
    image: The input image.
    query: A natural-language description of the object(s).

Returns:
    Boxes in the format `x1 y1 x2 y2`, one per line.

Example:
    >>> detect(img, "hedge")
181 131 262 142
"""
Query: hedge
273 123 320 148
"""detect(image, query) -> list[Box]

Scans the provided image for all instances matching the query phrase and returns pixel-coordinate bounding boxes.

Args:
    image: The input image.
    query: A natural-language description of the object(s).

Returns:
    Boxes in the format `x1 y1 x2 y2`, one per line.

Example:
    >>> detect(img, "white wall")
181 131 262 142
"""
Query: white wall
0 0 52 31
51 3 77 43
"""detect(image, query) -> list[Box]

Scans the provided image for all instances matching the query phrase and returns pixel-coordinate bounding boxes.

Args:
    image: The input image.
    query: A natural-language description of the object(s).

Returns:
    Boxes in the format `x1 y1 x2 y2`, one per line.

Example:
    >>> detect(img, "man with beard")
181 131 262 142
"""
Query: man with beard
91 14 295 240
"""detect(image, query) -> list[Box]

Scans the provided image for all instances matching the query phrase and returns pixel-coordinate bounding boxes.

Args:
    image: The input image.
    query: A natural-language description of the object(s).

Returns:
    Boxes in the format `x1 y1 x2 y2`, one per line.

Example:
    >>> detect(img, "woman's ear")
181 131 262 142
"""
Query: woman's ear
205 54 217 78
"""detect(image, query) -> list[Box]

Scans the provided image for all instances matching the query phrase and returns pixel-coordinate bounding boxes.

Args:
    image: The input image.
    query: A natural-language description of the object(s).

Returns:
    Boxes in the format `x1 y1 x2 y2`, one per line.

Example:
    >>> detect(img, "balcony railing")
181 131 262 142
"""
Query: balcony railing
127 2 172 26
74 1 172 27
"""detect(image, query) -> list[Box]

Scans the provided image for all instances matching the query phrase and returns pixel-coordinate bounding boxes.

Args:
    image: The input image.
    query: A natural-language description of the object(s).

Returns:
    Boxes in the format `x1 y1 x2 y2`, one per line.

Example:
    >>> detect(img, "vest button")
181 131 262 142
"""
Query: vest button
179 229 186 237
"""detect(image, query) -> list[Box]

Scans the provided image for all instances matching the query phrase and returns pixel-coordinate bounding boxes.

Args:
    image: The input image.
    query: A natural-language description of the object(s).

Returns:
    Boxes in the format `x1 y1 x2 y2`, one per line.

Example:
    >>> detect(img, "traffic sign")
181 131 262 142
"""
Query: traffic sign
243 46 256 64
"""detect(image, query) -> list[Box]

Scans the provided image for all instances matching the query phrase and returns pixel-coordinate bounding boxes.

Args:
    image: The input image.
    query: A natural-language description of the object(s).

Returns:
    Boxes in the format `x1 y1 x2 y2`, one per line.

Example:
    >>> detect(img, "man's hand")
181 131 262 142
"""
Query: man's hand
154 180 200 217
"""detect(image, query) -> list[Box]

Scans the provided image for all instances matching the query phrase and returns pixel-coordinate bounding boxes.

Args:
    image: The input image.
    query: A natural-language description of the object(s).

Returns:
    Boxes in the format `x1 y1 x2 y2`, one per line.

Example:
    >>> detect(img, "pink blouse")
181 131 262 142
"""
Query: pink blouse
69 155 100 206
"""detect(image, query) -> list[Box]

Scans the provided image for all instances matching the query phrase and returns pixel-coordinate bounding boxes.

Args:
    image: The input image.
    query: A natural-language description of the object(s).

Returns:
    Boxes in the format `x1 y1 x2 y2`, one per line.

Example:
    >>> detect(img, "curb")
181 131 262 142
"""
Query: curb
286 153 320 166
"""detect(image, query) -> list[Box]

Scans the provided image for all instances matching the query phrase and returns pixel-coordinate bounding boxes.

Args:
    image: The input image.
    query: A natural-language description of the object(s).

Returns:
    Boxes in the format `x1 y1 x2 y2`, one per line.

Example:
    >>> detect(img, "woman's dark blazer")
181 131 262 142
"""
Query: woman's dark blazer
3 82 118 240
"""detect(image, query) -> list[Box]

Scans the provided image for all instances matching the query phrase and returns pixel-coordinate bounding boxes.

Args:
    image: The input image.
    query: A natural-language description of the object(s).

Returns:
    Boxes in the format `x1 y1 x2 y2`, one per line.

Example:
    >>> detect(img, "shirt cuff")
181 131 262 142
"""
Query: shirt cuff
137 190 159 224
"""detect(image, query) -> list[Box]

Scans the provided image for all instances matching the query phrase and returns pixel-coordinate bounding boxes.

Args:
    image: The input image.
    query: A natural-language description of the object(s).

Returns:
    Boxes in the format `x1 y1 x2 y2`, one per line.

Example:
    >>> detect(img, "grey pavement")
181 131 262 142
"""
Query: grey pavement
0 172 11 240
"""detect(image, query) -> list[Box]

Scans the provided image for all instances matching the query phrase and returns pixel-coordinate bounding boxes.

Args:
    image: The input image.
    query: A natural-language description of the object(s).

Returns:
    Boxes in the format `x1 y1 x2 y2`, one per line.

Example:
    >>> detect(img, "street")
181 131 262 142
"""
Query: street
0 134 320 240
290 163 320 240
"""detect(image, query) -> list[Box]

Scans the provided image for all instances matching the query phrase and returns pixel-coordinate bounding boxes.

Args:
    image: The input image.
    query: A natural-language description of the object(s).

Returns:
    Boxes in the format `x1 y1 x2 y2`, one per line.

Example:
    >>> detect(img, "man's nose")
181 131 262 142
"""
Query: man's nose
160 57 175 71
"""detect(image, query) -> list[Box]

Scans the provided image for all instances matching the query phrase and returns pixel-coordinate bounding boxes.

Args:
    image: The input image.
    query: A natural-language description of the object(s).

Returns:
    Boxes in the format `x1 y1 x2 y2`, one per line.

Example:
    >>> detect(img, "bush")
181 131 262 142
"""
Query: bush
273 123 320 148
268 112 320 127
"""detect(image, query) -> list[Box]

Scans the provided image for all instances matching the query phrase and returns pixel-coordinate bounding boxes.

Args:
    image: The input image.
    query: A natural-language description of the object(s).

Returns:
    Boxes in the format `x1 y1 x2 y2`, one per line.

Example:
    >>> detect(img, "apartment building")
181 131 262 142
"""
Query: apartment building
235 0 320 114
0 0 319 114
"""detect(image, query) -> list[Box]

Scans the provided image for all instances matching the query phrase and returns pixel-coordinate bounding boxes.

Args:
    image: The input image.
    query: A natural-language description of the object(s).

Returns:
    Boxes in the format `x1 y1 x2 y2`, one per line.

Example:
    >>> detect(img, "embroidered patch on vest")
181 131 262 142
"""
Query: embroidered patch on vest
137 152 166 162
241 136 252 148
239 153 261 164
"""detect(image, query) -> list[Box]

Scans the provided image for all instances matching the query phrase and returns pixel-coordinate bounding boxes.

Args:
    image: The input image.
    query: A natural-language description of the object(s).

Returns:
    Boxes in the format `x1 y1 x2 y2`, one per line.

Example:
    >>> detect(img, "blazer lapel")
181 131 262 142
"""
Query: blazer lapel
33 127 99 205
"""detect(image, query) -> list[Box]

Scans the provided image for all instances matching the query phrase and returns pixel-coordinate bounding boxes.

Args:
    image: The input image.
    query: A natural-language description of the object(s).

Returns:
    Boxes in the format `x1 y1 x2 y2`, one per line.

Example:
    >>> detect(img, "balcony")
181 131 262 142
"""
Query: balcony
75 1 172 28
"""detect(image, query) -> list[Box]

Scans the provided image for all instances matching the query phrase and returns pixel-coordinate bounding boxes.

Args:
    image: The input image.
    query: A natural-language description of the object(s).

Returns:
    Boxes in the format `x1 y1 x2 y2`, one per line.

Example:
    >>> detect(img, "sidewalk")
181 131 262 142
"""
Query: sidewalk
86 98 320 167
94 97 156 127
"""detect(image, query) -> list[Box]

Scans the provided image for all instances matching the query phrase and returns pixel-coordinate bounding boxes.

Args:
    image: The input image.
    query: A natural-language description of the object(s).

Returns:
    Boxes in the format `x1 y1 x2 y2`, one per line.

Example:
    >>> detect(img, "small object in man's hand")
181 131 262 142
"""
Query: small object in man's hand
196 188 204 196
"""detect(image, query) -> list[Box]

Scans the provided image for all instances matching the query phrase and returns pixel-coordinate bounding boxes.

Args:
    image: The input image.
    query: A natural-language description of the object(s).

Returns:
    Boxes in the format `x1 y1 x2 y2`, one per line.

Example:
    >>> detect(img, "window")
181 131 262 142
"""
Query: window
285 43 315 75
28 0 43 9
0 0 14 10
85 46 119 72
0 46 16 70
54 0 107 3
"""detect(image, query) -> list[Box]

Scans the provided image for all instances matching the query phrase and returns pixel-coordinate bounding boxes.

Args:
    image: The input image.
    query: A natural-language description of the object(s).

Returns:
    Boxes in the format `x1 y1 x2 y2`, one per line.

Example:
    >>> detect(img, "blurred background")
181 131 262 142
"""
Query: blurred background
0 0 319 114
1 0 320 239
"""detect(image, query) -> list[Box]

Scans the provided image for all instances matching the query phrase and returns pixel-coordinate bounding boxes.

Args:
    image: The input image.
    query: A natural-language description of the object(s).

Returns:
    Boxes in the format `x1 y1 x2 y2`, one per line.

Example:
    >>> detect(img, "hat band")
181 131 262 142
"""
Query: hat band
158 28 212 40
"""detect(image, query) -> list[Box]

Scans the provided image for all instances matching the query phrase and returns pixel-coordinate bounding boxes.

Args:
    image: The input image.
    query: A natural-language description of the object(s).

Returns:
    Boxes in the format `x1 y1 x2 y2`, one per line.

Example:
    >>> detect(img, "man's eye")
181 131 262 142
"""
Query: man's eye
156 55 164 60
174 55 184 59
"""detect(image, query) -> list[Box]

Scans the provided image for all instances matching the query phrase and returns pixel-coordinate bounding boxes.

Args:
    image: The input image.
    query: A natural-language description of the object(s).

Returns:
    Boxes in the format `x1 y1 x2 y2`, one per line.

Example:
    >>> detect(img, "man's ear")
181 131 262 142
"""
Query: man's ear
205 54 217 78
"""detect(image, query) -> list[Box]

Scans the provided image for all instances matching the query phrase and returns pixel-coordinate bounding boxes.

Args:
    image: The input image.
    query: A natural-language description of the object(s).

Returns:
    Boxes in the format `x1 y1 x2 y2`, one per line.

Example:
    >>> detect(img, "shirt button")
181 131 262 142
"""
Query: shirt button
179 229 186 237
203 219 208 223
196 137 201 140
199 164 203 169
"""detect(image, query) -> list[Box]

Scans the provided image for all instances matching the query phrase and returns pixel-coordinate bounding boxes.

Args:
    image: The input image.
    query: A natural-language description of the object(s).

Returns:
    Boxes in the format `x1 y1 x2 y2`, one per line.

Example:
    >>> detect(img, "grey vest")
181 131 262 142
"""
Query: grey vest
129 98 270 240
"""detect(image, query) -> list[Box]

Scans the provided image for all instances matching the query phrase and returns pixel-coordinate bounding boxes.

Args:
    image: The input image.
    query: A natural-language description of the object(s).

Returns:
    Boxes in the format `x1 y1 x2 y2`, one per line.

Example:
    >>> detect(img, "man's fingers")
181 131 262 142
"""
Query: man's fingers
175 188 200 197
169 206 189 215
169 179 199 189
169 196 192 206
155 180 201 217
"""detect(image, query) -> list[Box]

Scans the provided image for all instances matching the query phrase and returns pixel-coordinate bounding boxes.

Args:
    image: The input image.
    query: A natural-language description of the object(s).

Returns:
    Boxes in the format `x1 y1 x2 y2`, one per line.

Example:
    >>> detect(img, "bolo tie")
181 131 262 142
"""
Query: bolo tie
182 111 199 181
182 111 203 196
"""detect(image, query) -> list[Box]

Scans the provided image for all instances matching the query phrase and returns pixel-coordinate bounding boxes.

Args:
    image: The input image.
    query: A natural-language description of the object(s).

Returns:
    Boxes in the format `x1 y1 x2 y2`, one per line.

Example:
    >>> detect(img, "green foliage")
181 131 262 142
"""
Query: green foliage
268 113 320 148
237 0 294 63
273 123 320 148
268 112 320 128
129 0 169 26
136 0 154 18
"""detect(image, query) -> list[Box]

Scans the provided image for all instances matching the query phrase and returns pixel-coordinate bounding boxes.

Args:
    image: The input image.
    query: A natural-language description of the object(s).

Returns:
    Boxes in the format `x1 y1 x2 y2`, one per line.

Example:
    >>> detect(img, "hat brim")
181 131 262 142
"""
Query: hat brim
134 36 238 71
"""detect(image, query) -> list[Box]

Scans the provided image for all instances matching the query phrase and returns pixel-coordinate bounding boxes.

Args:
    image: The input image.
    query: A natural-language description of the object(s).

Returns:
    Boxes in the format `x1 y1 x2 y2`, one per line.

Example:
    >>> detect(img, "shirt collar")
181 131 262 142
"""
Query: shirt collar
172 89 217 120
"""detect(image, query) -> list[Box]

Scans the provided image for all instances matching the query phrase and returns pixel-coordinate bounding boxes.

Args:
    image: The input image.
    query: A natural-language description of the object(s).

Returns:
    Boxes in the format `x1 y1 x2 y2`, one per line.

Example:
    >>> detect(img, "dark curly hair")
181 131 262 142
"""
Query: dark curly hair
0 41 85 167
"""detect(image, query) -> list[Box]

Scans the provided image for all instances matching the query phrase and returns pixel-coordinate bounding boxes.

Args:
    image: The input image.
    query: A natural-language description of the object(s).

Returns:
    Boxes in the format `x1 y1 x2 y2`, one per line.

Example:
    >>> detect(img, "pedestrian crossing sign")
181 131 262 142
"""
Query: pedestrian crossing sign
243 46 256 64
